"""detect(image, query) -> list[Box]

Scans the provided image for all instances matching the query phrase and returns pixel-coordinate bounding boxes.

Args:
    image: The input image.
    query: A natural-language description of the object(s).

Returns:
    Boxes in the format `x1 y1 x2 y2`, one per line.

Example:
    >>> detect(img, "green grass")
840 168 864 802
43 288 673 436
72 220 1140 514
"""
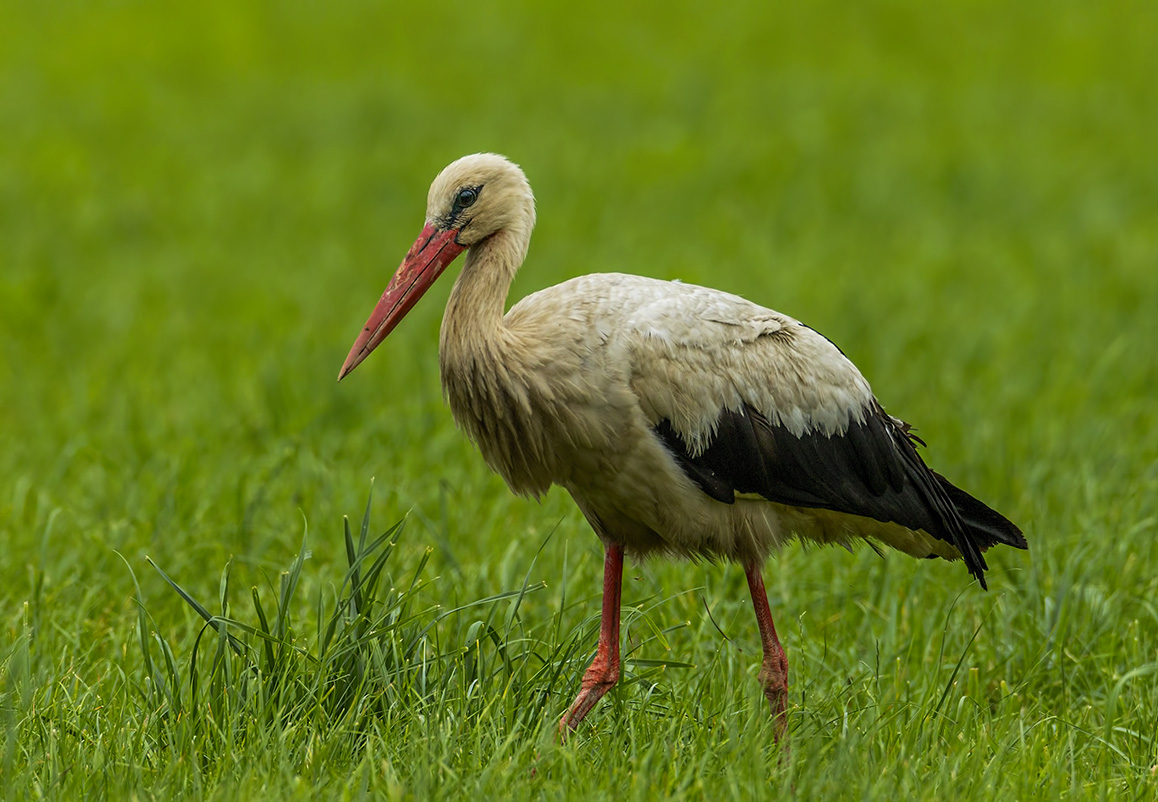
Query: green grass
3 1 1157 798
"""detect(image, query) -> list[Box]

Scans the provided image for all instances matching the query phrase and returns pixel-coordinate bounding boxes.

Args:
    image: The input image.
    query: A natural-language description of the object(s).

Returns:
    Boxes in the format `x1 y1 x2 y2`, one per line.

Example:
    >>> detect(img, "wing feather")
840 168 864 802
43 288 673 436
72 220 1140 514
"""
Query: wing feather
619 280 1020 586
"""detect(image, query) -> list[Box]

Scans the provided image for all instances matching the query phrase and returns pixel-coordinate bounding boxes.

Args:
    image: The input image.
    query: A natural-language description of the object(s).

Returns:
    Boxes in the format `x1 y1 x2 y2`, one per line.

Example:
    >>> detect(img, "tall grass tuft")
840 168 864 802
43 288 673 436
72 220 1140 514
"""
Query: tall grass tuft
132 485 552 771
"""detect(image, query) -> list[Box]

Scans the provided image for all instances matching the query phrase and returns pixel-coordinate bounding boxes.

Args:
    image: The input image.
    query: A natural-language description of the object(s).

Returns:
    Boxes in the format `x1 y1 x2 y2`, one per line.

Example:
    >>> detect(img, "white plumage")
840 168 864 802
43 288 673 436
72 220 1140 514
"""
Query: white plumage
339 153 1026 742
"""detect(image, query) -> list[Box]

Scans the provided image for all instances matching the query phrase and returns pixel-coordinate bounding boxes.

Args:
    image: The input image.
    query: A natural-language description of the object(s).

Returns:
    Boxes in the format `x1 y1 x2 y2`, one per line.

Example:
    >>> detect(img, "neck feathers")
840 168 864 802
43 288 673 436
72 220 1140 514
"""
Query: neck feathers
437 222 551 497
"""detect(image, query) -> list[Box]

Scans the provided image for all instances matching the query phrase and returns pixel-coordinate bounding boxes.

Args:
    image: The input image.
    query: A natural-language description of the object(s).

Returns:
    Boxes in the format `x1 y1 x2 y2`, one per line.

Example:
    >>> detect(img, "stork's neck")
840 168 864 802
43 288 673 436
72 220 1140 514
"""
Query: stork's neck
437 222 551 497
440 226 528 354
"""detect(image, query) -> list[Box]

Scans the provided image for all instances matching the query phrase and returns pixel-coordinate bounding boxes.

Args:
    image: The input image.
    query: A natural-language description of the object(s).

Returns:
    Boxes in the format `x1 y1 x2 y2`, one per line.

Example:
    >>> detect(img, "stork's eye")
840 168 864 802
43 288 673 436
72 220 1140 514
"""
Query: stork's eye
454 187 479 210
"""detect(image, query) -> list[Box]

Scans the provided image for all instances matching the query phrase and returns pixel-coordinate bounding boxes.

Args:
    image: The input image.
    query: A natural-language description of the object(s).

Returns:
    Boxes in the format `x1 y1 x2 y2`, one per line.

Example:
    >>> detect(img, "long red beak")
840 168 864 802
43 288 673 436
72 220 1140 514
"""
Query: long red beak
338 223 466 380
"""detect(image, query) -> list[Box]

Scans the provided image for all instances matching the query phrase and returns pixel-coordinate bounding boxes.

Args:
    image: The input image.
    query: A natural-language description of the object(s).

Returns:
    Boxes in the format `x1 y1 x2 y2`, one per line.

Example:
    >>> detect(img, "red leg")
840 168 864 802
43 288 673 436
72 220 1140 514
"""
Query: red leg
745 562 789 743
559 543 624 740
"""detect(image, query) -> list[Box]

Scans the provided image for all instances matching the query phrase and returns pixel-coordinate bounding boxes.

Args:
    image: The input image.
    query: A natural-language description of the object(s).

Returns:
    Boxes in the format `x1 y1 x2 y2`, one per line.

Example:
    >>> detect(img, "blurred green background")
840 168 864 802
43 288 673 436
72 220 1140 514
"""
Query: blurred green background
2 1 1157 798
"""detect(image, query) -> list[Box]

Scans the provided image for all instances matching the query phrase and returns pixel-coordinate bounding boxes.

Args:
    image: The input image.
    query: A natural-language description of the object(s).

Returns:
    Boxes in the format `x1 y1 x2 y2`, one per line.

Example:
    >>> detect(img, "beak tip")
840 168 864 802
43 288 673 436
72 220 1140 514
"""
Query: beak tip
338 348 366 381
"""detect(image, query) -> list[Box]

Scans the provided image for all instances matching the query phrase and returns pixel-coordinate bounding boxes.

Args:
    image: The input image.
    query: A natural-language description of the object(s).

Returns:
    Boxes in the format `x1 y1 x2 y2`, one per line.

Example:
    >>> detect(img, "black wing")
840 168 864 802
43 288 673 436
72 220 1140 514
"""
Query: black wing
654 402 1025 588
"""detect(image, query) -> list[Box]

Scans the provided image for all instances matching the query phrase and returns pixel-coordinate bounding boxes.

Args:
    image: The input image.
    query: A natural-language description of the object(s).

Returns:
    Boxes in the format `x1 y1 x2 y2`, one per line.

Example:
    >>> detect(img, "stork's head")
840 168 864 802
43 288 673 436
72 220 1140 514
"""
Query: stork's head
425 153 536 248
338 153 535 380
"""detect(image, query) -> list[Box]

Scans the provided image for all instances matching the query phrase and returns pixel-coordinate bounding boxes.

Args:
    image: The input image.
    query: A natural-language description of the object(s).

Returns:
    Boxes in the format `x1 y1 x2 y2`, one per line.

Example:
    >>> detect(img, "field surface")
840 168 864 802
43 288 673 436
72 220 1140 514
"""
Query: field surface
3 2 1157 799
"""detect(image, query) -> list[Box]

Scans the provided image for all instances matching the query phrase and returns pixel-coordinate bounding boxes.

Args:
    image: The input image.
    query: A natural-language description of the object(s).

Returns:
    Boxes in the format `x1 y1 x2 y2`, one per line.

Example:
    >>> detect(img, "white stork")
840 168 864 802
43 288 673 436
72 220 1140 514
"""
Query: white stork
338 153 1027 742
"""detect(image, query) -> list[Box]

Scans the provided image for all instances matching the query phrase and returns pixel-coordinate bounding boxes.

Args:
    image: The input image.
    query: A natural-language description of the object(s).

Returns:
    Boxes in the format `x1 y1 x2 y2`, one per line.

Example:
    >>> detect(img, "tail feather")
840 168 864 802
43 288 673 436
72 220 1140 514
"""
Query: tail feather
935 473 1028 552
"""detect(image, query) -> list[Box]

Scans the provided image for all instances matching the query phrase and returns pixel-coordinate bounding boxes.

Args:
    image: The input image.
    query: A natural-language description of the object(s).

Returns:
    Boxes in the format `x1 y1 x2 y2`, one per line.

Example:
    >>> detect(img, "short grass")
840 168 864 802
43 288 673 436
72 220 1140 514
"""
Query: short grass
3 1 1157 799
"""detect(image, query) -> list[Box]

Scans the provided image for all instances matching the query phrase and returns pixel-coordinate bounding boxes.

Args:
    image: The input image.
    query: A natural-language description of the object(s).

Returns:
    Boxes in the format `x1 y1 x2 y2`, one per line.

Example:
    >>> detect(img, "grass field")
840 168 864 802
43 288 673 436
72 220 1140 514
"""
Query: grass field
3 1 1158 799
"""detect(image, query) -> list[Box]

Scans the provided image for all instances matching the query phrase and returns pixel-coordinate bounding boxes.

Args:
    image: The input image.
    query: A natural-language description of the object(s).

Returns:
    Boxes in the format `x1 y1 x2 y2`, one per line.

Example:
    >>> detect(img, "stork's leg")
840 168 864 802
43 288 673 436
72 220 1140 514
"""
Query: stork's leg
744 562 789 743
559 542 624 740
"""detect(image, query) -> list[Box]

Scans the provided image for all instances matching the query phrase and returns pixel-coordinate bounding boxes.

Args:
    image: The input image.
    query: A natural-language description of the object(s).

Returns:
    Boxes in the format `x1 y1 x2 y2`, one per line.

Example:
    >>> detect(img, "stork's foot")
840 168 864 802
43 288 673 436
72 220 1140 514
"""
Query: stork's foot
558 543 625 743
757 646 789 744
558 653 621 740
745 562 790 747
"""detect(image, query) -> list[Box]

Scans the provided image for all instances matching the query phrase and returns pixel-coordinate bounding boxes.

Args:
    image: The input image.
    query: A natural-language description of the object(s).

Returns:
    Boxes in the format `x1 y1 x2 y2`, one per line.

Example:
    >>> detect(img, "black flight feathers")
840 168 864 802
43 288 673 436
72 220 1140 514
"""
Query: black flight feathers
653 403 1026 588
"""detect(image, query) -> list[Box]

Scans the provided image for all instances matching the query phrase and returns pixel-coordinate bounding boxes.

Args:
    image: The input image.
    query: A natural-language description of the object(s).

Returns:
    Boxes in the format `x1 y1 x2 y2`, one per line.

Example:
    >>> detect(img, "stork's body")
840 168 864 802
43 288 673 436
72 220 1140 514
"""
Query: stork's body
340 154 1027 742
